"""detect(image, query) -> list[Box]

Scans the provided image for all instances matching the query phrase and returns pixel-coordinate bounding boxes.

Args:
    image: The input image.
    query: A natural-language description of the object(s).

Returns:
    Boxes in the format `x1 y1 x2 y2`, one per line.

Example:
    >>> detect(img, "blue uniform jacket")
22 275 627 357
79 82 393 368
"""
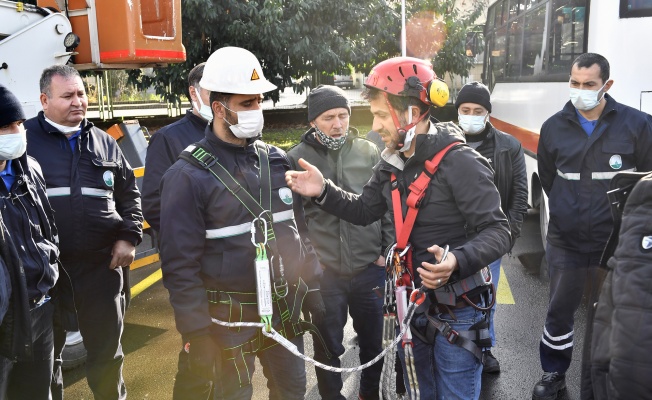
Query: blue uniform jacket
142 110 207 231
0 154 59 361
25 112 143 261
538 95 652 253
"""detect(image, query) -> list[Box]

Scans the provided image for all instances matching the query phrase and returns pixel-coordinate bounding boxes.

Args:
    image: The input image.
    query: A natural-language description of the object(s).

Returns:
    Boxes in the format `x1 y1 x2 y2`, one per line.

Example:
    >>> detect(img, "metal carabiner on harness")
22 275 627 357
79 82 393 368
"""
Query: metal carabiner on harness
250 216 268 246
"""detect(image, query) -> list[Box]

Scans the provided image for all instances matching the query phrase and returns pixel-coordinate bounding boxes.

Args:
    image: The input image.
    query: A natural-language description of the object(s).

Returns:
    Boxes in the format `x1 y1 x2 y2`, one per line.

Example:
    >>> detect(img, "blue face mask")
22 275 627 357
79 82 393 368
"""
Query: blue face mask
458 113 488 135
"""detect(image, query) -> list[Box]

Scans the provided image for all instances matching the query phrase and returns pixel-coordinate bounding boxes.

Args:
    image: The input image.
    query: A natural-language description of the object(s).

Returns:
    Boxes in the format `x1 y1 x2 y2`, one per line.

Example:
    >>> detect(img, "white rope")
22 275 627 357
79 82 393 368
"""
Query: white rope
211 294 422 374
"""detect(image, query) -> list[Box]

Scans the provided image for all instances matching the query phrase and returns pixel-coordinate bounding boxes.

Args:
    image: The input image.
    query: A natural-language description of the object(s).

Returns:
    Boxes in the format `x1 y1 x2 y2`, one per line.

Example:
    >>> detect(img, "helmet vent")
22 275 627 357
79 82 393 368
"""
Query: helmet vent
387 76 393 82
413 64 418 74
398 66 405 77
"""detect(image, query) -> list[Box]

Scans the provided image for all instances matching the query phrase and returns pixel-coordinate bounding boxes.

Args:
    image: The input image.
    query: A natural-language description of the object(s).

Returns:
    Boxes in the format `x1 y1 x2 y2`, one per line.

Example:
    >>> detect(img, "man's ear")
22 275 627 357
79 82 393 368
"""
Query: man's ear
411 105 422 121
40 93 48 110
188 86 198 103
603 79 614 93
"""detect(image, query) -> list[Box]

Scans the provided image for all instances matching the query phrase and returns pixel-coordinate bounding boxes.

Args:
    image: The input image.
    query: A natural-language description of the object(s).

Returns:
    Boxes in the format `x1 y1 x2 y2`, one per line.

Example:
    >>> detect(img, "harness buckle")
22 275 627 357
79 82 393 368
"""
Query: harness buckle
192 147 217 169
442 325 459 344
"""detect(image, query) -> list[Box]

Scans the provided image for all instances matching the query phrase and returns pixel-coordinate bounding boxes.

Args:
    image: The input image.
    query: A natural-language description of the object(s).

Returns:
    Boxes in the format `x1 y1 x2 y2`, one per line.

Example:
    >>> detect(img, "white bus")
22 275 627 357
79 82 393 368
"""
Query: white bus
482 0 652 246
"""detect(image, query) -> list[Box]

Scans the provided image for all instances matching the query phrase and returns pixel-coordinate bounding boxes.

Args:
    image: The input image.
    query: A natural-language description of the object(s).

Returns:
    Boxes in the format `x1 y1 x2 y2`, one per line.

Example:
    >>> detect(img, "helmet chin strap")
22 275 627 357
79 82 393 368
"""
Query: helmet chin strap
383 92 428 150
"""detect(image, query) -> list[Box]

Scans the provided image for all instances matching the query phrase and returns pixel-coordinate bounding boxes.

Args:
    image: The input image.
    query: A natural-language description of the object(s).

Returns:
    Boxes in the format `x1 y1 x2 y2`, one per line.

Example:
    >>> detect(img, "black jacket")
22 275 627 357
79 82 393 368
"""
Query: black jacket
319 121 511 283
25 112 143 260
0 154 59 361
589 172 652 399
159 127 322 336
538 95 652 253
488 124 528 245
142 110 207 231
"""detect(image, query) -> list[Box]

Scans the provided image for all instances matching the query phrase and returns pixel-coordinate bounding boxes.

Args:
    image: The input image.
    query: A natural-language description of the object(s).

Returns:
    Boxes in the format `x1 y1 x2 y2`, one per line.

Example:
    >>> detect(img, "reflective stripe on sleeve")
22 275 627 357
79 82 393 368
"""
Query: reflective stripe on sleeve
557 168 637 181
46 187 113 198
205 209 295 239
592 167 636 180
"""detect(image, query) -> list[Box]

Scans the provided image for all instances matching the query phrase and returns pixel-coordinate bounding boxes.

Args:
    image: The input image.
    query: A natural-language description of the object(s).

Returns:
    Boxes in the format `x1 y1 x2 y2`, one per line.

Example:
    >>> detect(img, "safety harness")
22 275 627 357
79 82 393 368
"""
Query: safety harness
179 141 331 387
381 141 495 398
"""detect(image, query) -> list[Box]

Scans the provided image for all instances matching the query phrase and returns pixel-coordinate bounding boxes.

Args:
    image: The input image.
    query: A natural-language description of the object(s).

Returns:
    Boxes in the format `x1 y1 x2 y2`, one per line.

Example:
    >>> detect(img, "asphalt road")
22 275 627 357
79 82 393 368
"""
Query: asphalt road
63 209 590 399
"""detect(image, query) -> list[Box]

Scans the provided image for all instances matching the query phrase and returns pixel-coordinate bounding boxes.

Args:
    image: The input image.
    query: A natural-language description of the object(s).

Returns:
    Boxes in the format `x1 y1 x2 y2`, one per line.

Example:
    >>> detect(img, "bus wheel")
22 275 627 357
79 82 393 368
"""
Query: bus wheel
62 331 87 371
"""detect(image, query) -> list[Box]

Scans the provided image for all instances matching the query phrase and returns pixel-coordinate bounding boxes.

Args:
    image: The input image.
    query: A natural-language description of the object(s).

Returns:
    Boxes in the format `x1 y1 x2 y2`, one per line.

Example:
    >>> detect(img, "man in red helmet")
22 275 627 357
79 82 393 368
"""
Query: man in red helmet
286 57 510 399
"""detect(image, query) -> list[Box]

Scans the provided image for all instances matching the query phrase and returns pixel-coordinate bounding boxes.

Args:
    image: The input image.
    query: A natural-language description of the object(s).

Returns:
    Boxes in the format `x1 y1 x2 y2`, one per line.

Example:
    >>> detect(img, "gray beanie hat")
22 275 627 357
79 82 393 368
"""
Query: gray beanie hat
454 81 492 113
308 85 350 121
0 84 25 127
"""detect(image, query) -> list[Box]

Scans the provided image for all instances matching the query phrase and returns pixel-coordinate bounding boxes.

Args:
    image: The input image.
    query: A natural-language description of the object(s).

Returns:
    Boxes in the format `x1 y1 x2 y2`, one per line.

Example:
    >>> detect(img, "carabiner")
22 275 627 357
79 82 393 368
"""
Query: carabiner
250 217 268 246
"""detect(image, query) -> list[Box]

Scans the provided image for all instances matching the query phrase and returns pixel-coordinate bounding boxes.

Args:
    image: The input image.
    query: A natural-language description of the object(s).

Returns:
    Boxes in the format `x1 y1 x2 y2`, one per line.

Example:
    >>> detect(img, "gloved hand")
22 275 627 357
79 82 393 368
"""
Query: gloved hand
302 289 326 325
182 334 217 382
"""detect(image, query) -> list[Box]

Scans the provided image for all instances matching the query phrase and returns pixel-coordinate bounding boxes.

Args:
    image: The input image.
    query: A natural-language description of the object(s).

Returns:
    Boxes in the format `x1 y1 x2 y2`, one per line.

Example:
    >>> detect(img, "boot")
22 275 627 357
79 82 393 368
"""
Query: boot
482 350 500 374
532 372 566 400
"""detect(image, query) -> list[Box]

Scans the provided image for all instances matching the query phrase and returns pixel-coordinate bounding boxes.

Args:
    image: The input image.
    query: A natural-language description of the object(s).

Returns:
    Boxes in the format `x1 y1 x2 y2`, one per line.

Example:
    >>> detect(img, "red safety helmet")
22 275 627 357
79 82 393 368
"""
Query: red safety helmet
364 57 449 149
365 57 449 107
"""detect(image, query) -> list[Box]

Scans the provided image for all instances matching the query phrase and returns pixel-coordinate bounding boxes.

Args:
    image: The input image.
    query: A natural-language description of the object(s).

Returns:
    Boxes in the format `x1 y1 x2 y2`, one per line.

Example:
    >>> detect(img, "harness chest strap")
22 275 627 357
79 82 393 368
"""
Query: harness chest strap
391 141 462 251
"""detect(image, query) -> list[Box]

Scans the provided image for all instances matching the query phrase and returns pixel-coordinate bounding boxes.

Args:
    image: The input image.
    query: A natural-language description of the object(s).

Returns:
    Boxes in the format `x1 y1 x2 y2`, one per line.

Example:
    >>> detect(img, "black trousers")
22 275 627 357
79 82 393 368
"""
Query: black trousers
52 258 127 400
0 301 54 400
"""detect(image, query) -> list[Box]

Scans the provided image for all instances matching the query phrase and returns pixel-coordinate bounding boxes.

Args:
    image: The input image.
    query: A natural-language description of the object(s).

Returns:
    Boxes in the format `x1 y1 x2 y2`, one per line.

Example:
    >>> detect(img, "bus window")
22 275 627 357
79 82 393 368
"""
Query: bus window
522 5 547 76
620 0 652 17
548 0 587 75
488 26 508 84
494 0 508 26
507 18 524 77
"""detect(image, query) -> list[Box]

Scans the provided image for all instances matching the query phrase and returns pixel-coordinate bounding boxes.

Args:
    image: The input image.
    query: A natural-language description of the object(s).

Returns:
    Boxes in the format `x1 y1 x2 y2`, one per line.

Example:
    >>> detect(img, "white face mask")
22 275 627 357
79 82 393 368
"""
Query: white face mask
458 113 488 135
569 81 607 111
221 103 264 139
44 117 81 134
0 129 27 161
192 87 213 122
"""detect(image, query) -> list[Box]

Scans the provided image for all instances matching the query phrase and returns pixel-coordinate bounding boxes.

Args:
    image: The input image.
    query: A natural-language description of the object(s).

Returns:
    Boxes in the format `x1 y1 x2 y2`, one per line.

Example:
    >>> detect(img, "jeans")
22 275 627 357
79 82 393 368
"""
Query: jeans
313 263 385 400
397 305 484 400
487 257 502 347
0 301 54 400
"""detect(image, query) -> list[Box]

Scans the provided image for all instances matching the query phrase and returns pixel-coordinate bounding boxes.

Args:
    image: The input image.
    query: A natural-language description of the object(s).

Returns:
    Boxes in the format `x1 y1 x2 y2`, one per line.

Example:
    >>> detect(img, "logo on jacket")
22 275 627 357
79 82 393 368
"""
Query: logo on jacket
279 187 293 205
609 155 622 170
642 235 652 251
103 170 114 188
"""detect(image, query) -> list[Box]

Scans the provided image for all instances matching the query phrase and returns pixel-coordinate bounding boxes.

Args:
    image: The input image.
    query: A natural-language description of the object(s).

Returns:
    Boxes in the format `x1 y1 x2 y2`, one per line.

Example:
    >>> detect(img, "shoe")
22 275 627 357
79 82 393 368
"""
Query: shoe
482 350 500 374
532 372 566 400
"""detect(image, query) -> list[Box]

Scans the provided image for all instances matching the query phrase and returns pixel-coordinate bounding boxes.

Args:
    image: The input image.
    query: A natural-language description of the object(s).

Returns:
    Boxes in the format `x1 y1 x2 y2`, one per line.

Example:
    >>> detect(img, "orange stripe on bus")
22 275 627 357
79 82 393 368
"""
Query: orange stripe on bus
490 117 540 154
100 49 186 61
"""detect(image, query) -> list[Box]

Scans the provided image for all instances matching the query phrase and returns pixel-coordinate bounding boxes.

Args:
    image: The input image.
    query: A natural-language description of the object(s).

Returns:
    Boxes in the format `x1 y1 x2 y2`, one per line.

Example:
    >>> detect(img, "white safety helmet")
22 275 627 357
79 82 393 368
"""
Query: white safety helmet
200 47 277 95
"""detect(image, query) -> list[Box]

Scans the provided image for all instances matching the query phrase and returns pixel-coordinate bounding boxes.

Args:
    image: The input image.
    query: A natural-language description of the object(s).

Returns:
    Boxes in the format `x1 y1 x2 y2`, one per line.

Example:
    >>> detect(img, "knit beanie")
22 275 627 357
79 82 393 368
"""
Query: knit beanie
454 81 492 113
308 85 350 121
0 84 25 127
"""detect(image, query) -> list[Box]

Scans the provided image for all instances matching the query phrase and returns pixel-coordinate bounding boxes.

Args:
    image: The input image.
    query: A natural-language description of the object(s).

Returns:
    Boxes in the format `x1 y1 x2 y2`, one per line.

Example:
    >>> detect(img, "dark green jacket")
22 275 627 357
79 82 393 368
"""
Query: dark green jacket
288 128 394 278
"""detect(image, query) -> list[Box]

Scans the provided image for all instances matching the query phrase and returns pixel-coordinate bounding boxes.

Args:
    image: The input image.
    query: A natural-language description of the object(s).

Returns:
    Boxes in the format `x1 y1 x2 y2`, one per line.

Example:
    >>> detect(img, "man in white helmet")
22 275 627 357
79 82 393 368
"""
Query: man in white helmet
158 46 324 399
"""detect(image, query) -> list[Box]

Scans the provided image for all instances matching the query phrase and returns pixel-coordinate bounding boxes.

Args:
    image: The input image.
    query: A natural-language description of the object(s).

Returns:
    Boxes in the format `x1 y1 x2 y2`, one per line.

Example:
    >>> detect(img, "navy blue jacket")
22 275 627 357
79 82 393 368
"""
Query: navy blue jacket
142 110 207 231
25 112 143 261
0 154 59 361
538 95 652 253
159 127 322 336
